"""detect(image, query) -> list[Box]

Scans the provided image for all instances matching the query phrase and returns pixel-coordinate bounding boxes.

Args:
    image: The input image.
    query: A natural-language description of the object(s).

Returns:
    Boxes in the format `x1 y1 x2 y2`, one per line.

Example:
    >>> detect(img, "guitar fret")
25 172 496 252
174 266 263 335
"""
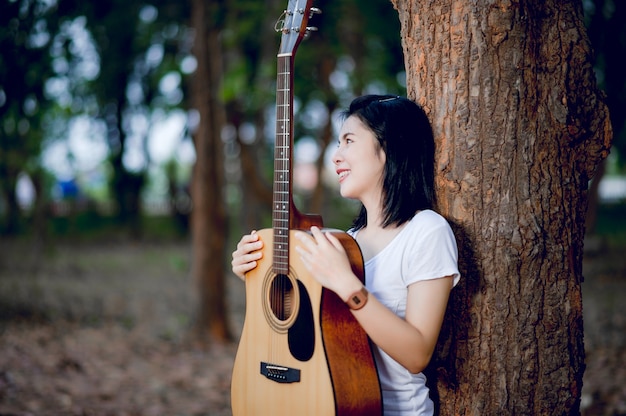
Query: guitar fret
273 56 292 268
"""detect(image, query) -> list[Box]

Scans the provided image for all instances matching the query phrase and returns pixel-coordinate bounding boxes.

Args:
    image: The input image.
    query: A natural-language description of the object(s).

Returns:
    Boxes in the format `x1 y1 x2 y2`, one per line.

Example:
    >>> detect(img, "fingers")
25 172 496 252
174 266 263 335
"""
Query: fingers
324 230 345 252
295 245 312 271
298 226 329 247
294 227 355 295
232 257 260 280
295 229 315 249
235 231 263 254
295 226 342 250
295 227 348 268
309 226 330 245
306 227 347 256
231 231 264 280
236 230 259 249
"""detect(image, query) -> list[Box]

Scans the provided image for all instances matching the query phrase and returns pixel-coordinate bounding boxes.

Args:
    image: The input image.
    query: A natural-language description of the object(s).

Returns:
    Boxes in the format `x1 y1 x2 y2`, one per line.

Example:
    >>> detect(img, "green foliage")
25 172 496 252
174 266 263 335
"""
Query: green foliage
1 0 624 240
0 1 58 219
0 0 412 239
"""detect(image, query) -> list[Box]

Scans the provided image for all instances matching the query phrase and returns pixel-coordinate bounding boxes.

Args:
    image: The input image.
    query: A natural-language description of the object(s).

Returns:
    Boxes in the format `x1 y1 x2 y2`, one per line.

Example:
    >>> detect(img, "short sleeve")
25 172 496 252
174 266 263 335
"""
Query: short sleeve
401 212 460 287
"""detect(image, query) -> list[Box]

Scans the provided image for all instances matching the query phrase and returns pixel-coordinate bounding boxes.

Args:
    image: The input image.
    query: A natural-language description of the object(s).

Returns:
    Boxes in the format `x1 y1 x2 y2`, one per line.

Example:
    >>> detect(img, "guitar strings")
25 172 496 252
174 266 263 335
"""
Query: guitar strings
271 54 291 363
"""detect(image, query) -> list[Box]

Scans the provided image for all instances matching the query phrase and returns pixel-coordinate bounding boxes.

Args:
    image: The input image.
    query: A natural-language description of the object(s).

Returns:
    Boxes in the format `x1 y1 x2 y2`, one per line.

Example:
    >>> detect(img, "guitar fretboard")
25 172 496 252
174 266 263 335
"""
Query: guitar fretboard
273 54 294 275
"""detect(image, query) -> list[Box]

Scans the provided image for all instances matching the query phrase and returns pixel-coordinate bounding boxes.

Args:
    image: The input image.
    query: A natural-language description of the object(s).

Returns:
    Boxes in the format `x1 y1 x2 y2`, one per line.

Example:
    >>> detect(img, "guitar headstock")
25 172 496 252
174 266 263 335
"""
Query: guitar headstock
275 0 321 55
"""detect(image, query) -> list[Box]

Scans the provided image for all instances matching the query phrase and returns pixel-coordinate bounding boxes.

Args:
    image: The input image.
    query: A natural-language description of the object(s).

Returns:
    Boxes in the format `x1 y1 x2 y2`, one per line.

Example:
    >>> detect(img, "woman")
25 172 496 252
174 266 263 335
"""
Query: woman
232 95 460 415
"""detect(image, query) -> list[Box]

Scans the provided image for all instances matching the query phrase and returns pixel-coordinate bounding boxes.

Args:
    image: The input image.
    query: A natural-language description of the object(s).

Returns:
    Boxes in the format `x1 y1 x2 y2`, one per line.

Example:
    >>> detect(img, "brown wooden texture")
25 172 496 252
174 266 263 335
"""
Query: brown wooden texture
391 0 612 414
321 231 383 416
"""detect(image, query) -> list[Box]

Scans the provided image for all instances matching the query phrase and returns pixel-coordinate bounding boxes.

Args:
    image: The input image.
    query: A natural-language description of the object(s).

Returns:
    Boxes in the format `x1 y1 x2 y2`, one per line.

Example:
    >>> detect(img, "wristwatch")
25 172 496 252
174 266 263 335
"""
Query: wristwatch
346 287 368 310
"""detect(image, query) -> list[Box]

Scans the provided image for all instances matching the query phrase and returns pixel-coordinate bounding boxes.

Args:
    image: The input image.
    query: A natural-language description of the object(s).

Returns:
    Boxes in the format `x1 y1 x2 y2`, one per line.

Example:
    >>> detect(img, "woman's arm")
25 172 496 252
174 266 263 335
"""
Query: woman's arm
354 276 453 373
295 226 453 373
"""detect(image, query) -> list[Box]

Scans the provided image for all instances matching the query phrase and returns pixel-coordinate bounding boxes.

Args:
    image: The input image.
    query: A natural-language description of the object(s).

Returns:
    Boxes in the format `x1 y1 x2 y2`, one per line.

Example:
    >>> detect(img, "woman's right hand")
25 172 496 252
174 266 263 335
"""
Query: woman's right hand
231 230 264 280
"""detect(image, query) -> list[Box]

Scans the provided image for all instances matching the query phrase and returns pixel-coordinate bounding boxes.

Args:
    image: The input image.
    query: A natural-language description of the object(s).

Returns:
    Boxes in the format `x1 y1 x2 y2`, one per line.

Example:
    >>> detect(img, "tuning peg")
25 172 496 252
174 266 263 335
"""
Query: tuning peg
310 7 322 16
303 26 318 40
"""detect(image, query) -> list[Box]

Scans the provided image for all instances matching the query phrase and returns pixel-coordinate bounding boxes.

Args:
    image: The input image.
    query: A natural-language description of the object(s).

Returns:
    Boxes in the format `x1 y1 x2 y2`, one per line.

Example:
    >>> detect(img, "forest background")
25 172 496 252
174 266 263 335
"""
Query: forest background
0 0 625 414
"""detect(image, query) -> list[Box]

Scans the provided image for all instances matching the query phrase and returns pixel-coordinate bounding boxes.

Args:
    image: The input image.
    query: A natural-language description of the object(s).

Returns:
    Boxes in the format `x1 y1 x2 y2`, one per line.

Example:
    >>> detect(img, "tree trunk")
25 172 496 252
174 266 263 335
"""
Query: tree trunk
392 0 612 414
189 0 231 343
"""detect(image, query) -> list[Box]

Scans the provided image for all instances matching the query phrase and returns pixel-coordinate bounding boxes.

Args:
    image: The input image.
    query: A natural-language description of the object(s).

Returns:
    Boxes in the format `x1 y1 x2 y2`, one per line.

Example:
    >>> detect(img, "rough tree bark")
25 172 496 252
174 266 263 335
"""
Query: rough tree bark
392 0 612 414
189 0 231 343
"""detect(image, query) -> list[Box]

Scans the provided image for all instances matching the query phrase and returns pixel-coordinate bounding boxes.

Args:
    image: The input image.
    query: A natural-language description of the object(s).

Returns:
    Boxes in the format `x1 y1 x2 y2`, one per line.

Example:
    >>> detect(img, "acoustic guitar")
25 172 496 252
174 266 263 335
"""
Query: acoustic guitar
230 1 382 415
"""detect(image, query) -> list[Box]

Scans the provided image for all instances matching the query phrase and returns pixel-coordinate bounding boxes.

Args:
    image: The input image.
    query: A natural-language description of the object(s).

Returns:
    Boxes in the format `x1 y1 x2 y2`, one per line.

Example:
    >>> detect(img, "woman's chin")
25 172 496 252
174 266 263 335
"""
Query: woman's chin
339 188 357 200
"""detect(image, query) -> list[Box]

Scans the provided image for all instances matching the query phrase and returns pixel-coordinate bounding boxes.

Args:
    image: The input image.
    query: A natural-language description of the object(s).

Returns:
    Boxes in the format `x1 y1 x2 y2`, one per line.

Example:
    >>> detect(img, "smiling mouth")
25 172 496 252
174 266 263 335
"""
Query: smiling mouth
338 170 350 181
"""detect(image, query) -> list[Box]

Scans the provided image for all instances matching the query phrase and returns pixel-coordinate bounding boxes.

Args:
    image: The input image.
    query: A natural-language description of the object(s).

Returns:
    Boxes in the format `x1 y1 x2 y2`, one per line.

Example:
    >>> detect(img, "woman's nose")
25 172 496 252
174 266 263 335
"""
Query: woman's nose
332 147 342 165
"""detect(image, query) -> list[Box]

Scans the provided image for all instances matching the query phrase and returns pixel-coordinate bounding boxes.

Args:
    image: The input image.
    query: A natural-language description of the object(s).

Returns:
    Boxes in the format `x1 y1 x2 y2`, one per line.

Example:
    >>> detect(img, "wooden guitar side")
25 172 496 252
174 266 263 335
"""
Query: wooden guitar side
231 228 382 415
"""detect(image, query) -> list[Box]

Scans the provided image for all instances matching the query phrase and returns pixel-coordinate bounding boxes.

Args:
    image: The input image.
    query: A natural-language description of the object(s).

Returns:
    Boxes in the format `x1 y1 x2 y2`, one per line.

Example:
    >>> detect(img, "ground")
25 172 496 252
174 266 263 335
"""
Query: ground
0 236 624 415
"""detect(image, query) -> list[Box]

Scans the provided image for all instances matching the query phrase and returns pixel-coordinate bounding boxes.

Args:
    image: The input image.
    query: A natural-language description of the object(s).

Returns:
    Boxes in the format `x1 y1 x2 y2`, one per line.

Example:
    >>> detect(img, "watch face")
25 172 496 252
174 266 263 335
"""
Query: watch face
350 293 365 307
347 288 368 310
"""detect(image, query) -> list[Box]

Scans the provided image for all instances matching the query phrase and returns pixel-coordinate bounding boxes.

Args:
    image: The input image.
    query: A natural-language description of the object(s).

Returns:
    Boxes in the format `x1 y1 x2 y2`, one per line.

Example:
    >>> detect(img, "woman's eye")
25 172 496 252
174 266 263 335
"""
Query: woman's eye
337 136 354 147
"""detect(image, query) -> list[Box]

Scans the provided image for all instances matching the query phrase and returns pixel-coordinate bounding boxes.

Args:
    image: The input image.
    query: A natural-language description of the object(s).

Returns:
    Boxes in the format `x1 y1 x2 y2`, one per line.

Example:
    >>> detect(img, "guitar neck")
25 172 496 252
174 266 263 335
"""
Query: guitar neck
271 2 323 275
273 54 295 275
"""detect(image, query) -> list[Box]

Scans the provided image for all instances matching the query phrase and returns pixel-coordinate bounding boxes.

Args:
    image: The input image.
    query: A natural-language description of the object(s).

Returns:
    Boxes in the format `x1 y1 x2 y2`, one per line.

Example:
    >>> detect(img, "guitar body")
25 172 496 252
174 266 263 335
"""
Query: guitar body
231 229 381 416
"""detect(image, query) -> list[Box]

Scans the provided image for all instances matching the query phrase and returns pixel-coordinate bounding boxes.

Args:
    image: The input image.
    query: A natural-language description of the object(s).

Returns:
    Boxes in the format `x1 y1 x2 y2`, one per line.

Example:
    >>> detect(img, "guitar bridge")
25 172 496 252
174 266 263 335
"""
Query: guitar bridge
260 361 301 383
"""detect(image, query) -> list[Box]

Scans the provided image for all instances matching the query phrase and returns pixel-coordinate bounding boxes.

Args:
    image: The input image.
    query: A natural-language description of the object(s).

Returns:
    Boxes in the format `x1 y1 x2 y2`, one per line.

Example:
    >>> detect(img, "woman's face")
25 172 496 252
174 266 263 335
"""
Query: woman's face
332 115 386 205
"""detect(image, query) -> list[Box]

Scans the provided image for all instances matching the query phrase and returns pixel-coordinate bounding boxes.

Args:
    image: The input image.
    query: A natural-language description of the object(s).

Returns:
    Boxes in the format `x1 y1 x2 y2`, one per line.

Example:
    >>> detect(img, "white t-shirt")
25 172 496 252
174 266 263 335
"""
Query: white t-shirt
350 210 460 416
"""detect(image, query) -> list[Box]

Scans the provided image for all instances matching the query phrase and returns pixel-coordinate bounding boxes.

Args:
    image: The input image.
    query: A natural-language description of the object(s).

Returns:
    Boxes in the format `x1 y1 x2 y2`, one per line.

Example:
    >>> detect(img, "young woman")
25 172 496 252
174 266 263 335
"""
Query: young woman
231 95 460 415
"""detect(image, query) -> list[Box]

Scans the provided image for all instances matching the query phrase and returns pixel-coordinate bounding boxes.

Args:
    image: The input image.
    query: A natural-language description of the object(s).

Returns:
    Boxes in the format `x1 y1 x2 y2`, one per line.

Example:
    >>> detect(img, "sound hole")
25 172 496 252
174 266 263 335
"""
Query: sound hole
288 280 315 361
269 273 294 321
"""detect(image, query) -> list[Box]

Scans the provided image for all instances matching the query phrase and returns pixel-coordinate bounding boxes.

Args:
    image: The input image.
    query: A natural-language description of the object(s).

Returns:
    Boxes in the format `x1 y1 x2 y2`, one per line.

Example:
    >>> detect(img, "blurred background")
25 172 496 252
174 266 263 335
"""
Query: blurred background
0 0 624 414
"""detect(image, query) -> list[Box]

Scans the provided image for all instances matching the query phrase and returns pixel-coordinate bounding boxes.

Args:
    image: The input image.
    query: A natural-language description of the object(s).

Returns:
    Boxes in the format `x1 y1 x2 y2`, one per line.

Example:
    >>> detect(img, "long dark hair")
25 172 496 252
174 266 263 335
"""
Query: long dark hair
342 94 435 230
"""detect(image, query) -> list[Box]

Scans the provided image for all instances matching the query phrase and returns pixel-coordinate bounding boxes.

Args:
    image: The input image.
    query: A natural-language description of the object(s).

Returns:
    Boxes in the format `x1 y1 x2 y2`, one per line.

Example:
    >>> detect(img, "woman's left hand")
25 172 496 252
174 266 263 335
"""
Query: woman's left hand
295 226 362 300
